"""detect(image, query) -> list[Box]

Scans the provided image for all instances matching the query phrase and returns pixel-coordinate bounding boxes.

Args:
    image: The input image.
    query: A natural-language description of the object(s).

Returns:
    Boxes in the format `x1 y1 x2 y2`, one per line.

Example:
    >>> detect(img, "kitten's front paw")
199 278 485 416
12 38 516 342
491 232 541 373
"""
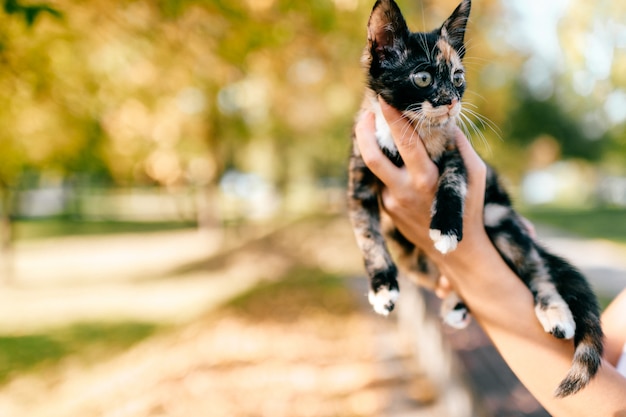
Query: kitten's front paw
368 285 399 316
535 303 576 340
429 229 459 254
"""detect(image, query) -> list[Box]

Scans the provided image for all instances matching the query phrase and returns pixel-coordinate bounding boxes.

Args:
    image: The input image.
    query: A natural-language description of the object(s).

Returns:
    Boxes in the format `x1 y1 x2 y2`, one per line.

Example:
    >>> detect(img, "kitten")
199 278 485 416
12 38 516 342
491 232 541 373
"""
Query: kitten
347 0 603 397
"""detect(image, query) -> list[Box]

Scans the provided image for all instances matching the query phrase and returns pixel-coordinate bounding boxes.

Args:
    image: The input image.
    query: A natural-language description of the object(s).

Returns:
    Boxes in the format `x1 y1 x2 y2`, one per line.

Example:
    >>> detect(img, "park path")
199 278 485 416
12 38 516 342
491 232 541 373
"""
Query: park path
1 220 623 333
0 217 477 417
0 217 623 417
0 225 288 332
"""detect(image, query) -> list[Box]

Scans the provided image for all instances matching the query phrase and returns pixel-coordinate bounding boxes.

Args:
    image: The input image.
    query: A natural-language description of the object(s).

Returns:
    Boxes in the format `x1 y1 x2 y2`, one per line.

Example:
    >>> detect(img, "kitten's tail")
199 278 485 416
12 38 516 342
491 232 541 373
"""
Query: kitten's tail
555 326 603 397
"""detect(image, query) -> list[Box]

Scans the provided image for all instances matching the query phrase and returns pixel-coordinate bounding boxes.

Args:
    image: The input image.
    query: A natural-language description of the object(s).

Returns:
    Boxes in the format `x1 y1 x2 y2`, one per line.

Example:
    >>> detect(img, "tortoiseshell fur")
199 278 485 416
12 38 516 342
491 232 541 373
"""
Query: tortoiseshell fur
347 0 603 397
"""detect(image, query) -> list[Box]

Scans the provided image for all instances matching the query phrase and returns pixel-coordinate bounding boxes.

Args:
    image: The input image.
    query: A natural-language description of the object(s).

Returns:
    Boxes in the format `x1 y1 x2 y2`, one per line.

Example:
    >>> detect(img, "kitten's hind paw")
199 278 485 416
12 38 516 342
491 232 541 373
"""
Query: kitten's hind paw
441 293 471 329
443 306 471 329
429 229 459 254
535 302 576 340
368 285 399 316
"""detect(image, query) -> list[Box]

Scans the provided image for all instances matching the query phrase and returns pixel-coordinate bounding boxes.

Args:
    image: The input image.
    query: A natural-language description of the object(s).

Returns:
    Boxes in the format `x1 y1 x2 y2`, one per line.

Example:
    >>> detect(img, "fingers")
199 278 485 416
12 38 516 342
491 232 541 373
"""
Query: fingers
453 126 487 217
520 216 537 238
454 126 486 181
378 98 437 180
435 275 453 300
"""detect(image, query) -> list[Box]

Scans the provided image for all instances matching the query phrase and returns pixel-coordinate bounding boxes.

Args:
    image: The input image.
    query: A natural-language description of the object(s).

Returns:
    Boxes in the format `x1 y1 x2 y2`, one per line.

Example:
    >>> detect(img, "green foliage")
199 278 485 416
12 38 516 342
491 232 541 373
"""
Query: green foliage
14 218 197 241
505 87 605 161
3 0 61 26
522 207 626 243
0 0 624 225
0 322 161 384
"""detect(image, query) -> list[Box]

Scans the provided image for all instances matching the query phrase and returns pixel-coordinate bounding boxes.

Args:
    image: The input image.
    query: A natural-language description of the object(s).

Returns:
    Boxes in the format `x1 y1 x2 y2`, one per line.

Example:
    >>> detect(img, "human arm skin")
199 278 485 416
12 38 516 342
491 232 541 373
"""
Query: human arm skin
354 98 626 417
603 288 626 368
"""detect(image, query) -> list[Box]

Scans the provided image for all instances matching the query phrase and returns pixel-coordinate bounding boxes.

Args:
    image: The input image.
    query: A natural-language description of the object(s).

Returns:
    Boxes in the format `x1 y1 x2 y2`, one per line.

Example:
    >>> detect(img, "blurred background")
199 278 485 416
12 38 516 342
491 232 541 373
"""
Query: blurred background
0 0 625 416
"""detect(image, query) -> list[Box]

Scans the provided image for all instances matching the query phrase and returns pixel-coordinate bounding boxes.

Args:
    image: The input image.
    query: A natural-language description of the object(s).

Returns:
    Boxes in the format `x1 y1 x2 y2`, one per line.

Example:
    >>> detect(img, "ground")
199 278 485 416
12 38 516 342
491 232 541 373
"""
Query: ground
0 214 624 417
0 216 469 417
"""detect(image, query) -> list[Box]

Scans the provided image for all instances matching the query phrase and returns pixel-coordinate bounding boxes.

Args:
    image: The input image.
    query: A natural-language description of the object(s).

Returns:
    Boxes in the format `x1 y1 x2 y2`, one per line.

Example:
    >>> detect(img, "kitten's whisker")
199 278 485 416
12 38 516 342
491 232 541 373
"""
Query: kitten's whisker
458 115 473 146
458 117 469 139
408 113 426 147
460 102 495 125
463 56 493 65
401 106 427 146
430 42 438 64
460 114 497 151
396 110 421 146
418 33 431 62
461 101 480 109
459 41 480 57
459 112 492 155
461 106 502 140
464 90 488 104
402 110 431 150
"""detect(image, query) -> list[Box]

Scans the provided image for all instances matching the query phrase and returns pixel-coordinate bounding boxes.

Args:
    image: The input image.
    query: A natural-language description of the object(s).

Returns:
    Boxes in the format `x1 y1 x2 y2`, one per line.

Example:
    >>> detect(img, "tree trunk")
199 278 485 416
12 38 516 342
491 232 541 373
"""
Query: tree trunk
0 186 15 285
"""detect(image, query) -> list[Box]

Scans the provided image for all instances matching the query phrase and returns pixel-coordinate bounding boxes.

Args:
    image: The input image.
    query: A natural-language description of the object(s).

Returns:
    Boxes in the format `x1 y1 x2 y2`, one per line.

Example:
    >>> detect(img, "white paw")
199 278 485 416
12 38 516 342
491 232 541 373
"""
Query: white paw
440 292 470 329
368 286 399 316
429 229 459 254
443 308 471 329
535 302 576 339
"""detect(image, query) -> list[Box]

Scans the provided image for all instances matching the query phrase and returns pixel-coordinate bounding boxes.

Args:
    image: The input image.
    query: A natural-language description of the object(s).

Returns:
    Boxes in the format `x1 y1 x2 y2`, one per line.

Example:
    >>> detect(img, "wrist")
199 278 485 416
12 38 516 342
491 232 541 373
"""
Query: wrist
444 231 496 274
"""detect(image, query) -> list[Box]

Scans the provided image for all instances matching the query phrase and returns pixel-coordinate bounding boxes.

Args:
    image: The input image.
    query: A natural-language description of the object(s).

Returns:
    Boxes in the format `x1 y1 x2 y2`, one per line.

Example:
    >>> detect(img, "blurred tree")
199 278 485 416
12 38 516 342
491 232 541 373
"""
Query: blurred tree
497 0 626 176
0 0 61 282
3 0 61 26
505 85 605 161
0 0 622 264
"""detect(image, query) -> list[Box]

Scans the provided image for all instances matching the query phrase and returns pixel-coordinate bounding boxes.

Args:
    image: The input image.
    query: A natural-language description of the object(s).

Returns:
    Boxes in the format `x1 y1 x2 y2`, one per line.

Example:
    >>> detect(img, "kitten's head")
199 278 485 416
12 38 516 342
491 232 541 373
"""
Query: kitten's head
364 0 471 127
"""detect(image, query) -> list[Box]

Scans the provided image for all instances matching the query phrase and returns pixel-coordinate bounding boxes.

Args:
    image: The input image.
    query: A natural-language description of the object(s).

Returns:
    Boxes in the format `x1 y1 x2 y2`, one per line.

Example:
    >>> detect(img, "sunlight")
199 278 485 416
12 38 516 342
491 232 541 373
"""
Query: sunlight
245 0 274 12
333 0 359 11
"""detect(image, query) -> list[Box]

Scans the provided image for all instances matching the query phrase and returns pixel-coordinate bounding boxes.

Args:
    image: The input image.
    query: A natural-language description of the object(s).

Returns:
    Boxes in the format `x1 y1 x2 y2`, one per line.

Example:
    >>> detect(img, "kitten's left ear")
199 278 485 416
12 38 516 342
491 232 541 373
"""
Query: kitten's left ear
441 0 471 57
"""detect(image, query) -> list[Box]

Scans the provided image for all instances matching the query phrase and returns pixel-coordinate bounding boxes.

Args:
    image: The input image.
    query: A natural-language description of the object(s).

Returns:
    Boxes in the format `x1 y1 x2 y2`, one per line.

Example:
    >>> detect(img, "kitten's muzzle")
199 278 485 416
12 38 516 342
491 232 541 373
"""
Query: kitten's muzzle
427 99 461 125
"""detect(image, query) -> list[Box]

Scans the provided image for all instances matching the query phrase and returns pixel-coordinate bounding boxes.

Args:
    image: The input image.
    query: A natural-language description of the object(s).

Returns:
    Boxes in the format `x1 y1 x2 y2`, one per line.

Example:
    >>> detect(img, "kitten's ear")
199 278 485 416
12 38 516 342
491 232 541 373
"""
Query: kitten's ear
367 0 408 65
441 0 471 57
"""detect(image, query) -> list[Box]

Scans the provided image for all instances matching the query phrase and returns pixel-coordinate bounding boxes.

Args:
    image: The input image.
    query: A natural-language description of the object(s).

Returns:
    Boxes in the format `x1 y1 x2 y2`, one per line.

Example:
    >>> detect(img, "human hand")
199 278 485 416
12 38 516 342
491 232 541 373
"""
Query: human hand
356 103 626 417
355 97 488 269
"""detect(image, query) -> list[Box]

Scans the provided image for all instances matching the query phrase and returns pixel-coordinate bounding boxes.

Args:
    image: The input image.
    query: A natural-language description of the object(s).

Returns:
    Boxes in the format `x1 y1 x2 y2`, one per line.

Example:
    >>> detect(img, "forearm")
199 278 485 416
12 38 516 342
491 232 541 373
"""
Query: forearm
354 101 626 415
443 240 626 417
602 288 626 366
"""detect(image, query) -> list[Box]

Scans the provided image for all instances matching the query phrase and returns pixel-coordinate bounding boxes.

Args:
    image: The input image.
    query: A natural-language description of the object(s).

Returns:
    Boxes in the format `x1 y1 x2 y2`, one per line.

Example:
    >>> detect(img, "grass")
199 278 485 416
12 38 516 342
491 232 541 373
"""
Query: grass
13 218 197 241
521 207 626 243
0 322 162 385
597 295 615 311
223 267 358 322
0 267 356 385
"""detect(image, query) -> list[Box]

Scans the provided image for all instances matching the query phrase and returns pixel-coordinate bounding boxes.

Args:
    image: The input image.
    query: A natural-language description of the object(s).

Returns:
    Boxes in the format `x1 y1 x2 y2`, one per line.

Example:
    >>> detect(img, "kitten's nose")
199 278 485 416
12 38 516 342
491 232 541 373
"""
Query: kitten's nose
436 96 457 107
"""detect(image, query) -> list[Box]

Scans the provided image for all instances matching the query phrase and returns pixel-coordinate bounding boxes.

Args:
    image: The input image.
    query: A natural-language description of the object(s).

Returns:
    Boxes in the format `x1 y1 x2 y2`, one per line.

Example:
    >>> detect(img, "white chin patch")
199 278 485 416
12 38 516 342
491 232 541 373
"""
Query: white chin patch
429 229 459 254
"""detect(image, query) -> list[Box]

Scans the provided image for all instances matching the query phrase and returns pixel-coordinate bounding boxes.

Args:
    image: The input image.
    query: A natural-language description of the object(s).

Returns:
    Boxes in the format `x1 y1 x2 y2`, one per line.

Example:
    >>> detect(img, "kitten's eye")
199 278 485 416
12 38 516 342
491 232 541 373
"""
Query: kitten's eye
411 71 433 88
453 71 465 88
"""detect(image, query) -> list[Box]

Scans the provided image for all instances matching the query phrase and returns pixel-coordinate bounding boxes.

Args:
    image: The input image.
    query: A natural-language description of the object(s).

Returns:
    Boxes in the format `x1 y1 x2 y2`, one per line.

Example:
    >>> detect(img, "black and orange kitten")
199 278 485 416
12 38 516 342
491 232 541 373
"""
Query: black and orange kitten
347 0 603 397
